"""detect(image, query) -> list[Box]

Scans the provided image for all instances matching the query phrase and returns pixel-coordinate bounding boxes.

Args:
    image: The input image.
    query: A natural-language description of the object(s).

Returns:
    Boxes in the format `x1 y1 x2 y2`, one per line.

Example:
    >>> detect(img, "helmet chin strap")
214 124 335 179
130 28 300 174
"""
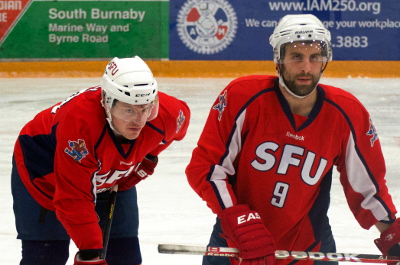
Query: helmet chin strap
106 115 123 137
101 99 124 137
278 74 312 99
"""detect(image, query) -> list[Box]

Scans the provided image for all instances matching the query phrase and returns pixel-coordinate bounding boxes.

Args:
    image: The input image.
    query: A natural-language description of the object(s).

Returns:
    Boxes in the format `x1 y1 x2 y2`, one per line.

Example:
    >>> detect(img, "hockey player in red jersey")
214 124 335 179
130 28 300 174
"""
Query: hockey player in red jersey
11 56 190 265
186 14 400 265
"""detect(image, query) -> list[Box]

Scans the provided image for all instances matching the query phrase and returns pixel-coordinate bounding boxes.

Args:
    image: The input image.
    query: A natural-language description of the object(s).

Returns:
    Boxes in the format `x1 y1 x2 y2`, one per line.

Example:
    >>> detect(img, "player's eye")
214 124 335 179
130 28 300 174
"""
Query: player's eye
291 55 303 62
125 108 137 114
310 54 321 62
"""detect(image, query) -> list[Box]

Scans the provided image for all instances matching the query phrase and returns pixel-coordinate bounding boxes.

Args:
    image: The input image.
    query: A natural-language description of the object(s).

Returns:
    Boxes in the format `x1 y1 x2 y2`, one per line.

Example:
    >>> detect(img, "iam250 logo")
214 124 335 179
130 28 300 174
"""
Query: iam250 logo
177 0 238 55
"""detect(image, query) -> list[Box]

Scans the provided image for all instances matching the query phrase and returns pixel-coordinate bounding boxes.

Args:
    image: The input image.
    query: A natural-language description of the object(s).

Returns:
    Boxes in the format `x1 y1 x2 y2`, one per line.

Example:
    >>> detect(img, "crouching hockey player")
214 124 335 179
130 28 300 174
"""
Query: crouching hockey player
11 56 190 265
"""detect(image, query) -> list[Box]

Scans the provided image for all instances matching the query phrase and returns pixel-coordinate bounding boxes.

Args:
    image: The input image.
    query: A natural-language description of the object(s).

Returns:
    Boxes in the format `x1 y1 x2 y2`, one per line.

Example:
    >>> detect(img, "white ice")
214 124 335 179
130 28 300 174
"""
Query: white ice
1 77 400 264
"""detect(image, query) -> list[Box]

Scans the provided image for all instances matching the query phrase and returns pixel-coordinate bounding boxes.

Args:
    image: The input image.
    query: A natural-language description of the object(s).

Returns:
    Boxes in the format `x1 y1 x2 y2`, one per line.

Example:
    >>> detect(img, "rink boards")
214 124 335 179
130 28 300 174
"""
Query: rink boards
0 60 399 78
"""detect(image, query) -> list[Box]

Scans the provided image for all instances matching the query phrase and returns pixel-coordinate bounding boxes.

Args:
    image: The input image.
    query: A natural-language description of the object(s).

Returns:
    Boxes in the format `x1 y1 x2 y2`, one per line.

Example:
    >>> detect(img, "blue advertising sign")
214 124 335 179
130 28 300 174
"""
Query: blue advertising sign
169 0 400 60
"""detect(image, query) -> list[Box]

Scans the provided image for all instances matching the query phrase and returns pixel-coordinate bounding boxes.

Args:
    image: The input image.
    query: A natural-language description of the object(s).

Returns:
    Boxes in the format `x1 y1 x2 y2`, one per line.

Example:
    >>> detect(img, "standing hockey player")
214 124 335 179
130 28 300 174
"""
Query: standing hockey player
11 56 190 265
186 14 400 265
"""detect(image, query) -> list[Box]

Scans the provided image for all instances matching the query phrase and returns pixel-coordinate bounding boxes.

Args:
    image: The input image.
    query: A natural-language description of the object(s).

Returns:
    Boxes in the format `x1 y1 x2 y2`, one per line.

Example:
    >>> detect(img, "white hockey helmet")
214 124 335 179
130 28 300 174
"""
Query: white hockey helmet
269 14 332 64
101 56 159 121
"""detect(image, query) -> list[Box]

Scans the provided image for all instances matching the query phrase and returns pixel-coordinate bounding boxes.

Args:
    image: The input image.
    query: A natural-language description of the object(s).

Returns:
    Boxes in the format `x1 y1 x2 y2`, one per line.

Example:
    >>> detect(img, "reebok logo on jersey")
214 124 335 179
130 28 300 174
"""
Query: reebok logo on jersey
237 212 261 224
64 139 88 163
286 131 305 141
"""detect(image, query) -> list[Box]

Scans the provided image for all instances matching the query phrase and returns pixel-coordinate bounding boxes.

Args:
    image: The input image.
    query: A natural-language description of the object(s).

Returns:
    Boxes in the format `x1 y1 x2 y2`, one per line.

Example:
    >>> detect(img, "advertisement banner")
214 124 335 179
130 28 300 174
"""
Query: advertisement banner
0 0 168 59
169 0 400 60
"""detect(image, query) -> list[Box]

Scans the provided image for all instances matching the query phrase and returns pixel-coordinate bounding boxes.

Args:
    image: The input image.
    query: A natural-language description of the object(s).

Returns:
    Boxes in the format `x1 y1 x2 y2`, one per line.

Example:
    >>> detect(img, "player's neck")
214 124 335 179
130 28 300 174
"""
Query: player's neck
110 128 131 144
280 85 317 117
115 133 130 144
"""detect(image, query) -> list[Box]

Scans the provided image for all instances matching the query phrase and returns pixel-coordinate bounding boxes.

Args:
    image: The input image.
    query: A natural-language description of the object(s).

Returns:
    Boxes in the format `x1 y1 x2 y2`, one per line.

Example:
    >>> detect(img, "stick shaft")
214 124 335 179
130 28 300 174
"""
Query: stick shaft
158 244 400 263
101 185 118 259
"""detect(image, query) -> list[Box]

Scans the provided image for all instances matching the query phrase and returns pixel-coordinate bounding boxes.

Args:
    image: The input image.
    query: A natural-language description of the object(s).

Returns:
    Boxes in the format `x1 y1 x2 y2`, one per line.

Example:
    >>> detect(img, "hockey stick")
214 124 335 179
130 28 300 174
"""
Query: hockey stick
101 185 118 260
158 244 400 264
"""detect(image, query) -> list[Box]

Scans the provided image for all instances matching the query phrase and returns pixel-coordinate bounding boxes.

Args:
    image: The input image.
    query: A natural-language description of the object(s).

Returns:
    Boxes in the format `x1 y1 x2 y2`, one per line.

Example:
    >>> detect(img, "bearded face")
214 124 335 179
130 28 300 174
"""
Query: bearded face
278 41 328 97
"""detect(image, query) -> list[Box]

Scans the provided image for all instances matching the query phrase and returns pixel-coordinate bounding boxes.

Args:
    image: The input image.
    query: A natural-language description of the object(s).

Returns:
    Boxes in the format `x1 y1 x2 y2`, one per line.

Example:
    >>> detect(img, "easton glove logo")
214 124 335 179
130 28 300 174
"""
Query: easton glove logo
237 212 261 225
384 233 395 242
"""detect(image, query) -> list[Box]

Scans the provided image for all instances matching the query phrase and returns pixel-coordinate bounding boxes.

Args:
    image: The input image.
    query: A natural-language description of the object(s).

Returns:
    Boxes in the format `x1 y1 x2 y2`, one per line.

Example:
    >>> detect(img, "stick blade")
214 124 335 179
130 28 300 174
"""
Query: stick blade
158 244 206 255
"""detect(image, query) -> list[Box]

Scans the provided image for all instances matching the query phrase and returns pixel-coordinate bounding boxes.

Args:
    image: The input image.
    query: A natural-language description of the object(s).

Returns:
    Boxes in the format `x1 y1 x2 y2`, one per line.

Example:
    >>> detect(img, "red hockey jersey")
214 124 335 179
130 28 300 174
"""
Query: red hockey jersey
186 75 396 262
14 86 190 251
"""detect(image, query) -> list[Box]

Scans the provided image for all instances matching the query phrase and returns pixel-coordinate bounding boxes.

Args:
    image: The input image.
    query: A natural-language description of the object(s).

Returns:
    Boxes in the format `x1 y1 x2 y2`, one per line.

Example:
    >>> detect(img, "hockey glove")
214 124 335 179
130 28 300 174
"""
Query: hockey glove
375 218 400 256
119 154 158 190
218 204 276 265
73 251 107 265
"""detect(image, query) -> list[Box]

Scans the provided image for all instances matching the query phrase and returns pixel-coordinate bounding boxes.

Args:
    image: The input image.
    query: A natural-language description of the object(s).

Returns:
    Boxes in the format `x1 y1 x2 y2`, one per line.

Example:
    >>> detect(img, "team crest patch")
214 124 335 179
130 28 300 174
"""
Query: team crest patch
64 139 89 162
212 90 227 121
176 110 185 132
176 0 238 55
366 117 378 147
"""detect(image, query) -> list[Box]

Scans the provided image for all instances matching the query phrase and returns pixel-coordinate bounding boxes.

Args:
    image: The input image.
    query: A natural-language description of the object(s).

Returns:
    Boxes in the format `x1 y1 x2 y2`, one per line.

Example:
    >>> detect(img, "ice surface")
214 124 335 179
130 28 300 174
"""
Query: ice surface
1 77 400 264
